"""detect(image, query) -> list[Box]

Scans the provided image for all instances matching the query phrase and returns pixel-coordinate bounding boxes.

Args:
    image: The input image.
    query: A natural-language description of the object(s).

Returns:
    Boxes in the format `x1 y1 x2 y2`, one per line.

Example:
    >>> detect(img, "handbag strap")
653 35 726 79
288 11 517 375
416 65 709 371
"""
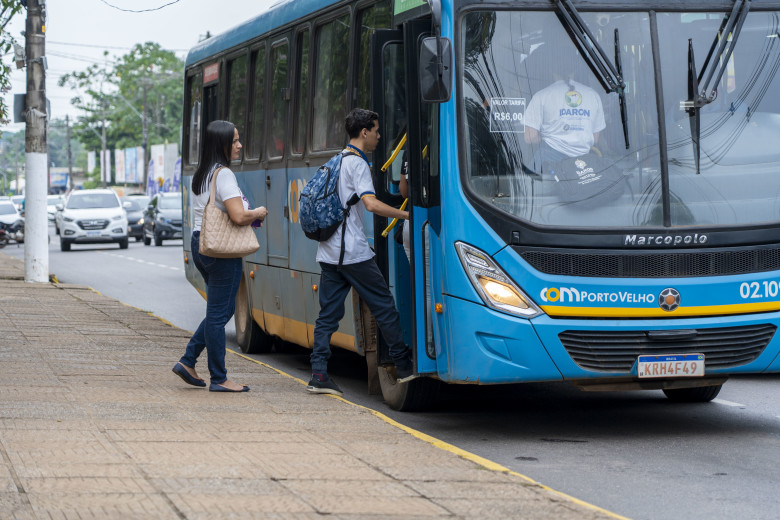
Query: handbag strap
207 166 225 206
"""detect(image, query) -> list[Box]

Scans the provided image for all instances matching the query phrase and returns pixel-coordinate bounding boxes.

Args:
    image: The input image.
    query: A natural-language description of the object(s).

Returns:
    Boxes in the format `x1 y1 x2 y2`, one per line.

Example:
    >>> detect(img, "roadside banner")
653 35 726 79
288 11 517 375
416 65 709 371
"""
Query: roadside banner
173 157 181 192
164 143 179 192
87 151 96 175
151 144 165 193
125 147 137 184
146 159 157 196
136 146 145 185
101 149 111 183
115 149 126 183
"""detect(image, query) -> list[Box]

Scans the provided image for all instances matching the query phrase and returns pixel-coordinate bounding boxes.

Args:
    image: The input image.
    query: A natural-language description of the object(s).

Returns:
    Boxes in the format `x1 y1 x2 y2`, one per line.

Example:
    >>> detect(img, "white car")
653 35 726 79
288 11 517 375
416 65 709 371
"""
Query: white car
57 189 129 251
47 195 64 222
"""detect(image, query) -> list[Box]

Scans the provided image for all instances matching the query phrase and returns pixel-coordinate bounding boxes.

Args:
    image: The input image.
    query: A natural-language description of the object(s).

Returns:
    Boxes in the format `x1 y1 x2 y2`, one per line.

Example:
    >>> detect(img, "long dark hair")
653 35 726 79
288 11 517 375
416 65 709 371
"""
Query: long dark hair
192 120 235 195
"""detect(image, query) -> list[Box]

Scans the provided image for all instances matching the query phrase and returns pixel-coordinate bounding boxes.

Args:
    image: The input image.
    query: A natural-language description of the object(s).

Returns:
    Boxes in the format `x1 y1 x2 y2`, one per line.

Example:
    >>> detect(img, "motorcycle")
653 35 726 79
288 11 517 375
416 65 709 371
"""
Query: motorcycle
0 219 25 249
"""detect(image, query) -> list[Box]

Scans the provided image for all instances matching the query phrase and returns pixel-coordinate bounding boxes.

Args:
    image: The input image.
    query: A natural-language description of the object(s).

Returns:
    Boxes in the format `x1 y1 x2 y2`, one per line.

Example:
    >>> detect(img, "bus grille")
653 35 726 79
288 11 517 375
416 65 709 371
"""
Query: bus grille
519 247 780 278
559 324 775 372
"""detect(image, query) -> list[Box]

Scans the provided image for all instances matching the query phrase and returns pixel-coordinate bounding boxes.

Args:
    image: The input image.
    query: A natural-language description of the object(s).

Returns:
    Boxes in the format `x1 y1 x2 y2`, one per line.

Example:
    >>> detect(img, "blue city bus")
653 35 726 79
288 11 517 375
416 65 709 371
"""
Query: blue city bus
182 0 780 410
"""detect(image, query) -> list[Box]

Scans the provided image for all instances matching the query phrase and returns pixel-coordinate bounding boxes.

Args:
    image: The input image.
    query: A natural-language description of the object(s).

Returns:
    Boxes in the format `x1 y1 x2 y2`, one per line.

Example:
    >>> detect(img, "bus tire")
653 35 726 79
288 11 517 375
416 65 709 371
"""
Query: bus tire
377 366 440 411
662 384 722 403
235 276 273 354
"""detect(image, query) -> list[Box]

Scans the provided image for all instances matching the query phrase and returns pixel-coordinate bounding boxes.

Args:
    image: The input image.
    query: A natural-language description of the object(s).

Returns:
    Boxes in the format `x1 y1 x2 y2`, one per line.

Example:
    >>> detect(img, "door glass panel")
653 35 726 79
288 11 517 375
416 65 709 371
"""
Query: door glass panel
382 43 407 188
356 1 392 110
187 73 202 165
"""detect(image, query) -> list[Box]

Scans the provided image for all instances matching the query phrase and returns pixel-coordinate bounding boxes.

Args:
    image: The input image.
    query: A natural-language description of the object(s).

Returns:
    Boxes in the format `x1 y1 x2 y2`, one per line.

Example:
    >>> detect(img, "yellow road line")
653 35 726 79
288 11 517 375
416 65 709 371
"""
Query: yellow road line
228 348 632 520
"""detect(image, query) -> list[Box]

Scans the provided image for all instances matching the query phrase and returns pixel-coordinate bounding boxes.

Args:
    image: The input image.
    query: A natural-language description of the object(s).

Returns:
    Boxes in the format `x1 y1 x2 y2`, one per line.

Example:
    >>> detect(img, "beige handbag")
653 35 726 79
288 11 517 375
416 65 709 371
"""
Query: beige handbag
199 167 260 258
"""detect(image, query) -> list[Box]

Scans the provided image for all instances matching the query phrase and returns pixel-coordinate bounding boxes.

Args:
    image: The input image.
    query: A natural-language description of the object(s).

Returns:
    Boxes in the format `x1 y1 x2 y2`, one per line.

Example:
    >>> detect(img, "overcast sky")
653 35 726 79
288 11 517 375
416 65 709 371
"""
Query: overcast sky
2 0 278 133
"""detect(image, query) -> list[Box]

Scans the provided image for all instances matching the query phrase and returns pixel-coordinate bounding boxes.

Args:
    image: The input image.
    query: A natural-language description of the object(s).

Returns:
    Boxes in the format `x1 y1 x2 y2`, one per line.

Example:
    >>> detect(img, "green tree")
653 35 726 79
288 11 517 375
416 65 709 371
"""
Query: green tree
0 128 24 194
58 42 184 179
0 0 23 129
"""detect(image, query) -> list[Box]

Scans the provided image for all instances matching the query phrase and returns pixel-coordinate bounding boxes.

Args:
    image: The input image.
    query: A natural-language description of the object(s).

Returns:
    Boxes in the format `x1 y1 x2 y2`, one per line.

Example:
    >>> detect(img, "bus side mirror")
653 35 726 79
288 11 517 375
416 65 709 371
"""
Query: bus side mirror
419 36 452 103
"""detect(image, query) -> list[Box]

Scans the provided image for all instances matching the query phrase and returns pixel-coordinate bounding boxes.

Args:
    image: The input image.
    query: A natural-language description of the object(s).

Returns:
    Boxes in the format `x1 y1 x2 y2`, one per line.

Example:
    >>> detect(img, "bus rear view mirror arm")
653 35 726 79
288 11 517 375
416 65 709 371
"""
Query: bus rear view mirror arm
419 36 452 103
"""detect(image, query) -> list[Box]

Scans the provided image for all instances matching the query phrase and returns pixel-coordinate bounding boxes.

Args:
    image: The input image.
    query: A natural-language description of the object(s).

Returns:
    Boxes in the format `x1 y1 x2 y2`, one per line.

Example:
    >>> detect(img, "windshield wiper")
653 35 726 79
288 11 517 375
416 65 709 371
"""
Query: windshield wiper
555 0 629 149
682 0 752 174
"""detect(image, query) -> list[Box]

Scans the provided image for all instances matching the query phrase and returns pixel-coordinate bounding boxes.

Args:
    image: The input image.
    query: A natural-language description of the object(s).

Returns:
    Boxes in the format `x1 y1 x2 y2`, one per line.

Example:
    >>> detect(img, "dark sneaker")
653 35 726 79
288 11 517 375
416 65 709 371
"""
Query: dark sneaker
394 358 417 384
306 375 344 396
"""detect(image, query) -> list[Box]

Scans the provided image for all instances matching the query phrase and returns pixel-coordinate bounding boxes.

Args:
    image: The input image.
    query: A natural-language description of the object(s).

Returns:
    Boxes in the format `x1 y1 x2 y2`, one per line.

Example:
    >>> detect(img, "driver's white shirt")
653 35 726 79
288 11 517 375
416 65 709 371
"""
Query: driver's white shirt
524 79 606 157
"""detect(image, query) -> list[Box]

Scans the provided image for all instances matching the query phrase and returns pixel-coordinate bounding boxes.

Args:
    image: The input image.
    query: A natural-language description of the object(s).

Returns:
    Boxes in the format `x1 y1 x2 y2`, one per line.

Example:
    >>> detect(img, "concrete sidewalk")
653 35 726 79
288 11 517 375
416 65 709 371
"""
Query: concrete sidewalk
0 252 622 520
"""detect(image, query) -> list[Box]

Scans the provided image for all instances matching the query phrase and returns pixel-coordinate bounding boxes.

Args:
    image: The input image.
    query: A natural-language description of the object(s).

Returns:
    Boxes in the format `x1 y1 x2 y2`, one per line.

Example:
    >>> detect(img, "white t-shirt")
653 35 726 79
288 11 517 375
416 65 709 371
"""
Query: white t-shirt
316 152 376 265
524 79 606 157
191 165 248 232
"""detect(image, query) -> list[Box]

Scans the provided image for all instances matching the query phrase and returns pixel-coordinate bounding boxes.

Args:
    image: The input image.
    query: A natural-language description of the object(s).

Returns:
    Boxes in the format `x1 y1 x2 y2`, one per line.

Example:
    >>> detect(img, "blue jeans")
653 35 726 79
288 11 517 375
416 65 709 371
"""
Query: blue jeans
312 259 408 374
180 231 243 384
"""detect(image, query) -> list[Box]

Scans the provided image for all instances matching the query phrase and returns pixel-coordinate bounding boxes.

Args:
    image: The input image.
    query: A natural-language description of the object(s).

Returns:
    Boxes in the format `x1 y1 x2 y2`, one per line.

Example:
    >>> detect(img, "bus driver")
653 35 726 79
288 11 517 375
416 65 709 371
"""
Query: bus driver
523 46 606 165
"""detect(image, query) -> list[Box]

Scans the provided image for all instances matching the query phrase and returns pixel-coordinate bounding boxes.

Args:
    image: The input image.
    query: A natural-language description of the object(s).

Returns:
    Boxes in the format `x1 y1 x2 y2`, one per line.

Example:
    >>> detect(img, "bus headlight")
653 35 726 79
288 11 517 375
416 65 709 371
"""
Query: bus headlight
456 242 541 318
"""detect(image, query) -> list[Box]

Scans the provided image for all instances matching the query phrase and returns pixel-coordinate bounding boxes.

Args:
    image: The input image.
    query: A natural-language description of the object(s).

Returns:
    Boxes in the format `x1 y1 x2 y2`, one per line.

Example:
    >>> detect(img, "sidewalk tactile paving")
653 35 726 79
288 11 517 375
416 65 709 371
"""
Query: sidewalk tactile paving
0 252 621 519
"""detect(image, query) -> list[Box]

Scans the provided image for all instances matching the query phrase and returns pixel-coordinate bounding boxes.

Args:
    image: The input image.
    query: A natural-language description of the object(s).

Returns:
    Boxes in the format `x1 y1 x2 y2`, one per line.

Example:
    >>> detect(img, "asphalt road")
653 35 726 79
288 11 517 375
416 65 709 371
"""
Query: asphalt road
7 227 780 520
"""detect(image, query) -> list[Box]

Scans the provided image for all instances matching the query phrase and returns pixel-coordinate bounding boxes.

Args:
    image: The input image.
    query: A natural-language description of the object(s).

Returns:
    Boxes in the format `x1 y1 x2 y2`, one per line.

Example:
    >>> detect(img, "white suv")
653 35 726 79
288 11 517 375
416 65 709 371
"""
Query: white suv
58 189 129 251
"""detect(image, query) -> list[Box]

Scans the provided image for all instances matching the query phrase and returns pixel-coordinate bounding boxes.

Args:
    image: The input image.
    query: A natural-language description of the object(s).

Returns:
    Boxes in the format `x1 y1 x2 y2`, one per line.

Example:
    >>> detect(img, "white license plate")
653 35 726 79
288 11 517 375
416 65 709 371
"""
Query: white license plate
637 354 705 378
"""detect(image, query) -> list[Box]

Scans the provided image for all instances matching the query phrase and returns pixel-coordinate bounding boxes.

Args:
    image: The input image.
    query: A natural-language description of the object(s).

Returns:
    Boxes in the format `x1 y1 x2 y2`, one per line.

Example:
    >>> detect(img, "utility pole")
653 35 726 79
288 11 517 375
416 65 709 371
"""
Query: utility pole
65 114 73 178
24 0 48 283
141 78 149 190
100 98 107 188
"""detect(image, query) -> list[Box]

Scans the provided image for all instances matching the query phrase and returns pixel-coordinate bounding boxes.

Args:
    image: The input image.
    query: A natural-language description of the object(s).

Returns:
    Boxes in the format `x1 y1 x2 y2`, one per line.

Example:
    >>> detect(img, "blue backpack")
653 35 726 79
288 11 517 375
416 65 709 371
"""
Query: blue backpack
299 150 360 252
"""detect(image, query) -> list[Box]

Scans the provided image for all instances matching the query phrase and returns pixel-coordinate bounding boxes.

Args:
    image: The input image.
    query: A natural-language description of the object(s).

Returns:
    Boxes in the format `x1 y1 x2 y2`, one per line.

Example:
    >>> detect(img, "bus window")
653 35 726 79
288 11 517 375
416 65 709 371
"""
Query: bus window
312 14 350 151
355 1 392 110
268 42 289 159
227 53 248 162
247 45 266 160
292 29 310 155
186 72 203 165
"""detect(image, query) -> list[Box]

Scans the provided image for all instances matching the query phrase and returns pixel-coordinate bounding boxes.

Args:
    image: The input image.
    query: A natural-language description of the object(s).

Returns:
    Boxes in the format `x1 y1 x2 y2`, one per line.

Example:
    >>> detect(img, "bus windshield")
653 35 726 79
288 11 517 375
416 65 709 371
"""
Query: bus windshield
461 9 780 229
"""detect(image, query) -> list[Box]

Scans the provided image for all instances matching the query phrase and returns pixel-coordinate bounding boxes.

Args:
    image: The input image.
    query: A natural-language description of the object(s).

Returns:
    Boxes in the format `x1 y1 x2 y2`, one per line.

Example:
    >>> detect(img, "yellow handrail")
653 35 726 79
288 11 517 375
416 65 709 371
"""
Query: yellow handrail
381 133 407 172
381 198 408 237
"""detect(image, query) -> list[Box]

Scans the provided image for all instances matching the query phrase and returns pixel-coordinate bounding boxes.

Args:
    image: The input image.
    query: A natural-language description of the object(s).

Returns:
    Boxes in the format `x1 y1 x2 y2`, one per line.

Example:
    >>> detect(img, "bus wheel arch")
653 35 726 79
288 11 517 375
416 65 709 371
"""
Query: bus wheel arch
235 274 273 354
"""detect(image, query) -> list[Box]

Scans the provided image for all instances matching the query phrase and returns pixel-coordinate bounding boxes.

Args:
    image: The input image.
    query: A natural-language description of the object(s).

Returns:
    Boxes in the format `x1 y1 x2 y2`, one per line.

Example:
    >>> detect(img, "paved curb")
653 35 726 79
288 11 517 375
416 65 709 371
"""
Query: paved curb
0 252 626 519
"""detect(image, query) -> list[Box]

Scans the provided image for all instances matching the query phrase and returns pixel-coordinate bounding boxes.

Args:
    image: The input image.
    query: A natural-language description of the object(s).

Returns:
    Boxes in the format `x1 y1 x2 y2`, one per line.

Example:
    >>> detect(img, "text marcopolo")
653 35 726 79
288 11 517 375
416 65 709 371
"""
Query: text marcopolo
624 233 708 246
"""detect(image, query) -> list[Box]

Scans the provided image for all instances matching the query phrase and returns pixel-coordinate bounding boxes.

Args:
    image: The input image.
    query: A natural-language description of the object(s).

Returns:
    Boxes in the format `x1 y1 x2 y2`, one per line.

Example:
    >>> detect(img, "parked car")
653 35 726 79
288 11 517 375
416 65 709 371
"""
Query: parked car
57 189 129 251
125 194 150 210
0 200 23 227
121 197 145 241
11 195 24 213
46 195 64 222
143 192 183 246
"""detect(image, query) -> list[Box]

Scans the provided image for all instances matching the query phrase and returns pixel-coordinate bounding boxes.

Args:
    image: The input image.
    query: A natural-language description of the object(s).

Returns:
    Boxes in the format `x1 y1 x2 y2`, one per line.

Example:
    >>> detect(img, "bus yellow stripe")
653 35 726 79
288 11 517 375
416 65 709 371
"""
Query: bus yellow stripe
542 301 780 318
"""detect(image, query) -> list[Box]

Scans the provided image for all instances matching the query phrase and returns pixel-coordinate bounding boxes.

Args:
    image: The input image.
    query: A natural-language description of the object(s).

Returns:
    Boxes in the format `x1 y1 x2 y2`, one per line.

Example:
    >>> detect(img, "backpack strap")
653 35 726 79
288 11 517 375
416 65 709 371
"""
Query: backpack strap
338 193 361 269
336 150 362 269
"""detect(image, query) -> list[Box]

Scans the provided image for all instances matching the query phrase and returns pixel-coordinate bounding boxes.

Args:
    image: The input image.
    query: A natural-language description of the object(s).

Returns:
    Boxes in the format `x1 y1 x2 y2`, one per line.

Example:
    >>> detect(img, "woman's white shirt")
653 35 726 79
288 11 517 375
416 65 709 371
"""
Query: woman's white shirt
191 165 248 232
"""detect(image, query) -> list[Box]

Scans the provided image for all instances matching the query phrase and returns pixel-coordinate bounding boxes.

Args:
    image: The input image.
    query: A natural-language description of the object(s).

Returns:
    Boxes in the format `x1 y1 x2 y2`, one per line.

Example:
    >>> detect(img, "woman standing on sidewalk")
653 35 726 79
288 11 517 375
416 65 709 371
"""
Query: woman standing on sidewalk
172 120 267 392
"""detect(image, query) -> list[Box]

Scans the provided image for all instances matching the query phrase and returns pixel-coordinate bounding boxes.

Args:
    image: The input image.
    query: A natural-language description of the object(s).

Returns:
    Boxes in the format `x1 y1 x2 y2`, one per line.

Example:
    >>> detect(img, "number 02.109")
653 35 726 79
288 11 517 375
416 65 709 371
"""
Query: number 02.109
739 280 779 299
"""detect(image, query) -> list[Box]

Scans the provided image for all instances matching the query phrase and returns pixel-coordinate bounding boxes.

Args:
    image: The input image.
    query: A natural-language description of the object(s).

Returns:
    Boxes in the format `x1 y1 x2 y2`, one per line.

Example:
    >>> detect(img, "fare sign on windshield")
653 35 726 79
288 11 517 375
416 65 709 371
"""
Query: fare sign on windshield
490 97 526 133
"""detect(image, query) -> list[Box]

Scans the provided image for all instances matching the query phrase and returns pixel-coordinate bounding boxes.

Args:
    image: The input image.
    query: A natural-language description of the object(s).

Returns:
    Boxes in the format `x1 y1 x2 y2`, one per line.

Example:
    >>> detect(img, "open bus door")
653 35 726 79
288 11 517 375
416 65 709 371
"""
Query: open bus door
371 20 440 410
